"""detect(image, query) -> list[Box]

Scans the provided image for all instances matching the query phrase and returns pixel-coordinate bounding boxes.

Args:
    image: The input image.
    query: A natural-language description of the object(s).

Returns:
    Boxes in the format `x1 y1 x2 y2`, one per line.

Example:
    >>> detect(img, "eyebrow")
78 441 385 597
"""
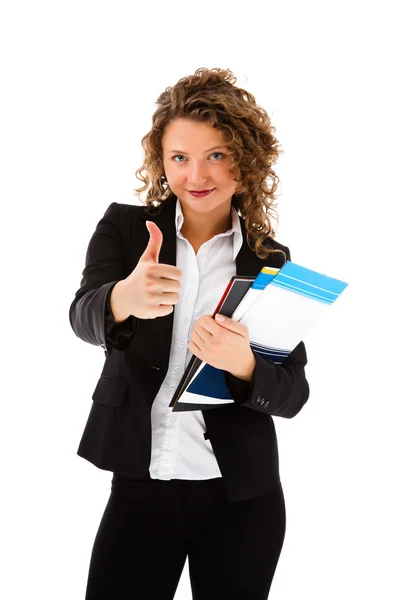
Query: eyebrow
168 145 228 154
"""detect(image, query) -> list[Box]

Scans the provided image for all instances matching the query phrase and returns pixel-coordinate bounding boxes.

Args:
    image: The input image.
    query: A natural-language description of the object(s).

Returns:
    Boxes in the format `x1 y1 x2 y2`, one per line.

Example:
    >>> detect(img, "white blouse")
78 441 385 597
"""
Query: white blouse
149 197 244 480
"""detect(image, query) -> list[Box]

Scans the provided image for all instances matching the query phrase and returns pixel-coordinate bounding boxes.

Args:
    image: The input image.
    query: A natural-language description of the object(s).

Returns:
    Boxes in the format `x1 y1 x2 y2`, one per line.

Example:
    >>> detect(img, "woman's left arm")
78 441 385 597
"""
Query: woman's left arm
224 340 310 419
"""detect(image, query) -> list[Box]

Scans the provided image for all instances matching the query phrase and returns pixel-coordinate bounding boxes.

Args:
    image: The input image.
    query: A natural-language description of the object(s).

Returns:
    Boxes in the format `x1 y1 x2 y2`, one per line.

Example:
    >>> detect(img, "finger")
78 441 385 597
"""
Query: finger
191 329 208 346
199 315 220 334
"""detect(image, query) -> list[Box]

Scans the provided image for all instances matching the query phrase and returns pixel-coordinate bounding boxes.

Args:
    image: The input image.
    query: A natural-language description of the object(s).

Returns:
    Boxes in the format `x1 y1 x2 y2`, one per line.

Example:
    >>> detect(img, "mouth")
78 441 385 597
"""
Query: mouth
188 188 215 197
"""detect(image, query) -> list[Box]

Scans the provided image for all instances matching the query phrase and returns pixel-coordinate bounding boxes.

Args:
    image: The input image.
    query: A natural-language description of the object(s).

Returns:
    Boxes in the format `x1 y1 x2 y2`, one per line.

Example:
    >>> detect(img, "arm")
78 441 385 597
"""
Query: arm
104 281 139 352
69 202 138 354
224 340 310 419
224 244 310 419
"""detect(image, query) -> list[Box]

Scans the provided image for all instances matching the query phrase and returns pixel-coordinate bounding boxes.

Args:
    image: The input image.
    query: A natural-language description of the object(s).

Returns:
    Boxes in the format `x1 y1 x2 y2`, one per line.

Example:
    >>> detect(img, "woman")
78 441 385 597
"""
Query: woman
69 67 310 600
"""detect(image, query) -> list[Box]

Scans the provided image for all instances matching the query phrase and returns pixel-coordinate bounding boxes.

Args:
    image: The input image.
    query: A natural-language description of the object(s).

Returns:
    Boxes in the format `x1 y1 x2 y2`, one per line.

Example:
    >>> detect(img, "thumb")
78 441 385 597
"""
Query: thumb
140 221 163 263
215 314 248 336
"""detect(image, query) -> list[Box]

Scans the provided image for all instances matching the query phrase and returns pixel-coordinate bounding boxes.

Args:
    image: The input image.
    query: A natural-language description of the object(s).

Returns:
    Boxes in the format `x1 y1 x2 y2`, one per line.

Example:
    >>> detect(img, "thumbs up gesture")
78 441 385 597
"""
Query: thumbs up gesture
111 221 183 321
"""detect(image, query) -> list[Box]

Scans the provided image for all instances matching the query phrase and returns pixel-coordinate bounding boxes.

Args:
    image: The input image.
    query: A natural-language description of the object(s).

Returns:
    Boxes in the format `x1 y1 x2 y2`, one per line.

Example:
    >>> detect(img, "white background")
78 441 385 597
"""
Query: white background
1 1 399 598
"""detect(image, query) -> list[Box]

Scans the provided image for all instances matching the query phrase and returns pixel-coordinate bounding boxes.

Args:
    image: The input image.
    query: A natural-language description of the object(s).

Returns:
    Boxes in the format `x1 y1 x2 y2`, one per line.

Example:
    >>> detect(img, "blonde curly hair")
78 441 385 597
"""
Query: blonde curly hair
134 67 287 261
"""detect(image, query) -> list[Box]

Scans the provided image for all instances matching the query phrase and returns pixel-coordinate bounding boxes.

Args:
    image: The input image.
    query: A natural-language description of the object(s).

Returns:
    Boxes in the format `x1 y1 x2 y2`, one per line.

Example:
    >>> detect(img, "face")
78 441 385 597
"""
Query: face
161 118 238 217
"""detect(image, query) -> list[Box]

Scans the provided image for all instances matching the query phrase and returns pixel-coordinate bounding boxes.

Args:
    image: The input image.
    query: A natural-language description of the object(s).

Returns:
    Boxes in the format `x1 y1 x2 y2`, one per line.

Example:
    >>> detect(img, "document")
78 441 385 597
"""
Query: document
169 261 348 412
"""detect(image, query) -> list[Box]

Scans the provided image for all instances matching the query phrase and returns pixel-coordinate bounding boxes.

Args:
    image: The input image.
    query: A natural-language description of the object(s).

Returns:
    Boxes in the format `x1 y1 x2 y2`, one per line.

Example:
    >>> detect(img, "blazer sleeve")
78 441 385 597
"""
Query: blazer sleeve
69 202 138 353
223 244 310 419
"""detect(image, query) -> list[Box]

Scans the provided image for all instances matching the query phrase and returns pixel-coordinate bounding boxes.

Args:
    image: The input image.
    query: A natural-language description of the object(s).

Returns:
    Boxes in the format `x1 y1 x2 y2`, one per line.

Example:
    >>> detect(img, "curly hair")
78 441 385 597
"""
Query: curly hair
133 67 286 261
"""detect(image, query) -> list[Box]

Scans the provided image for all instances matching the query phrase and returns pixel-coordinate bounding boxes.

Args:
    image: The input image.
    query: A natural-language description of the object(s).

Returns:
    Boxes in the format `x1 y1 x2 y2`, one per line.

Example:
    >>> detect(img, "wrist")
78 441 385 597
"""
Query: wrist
110 280 130 324
231 353 256 382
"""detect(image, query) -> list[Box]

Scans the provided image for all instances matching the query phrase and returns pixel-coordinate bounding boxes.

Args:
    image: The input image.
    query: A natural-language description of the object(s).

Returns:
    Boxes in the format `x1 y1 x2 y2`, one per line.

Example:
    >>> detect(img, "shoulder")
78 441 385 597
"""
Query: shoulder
104 201 145 218
265 236 289 254
102 201 147 228
238 213 289 256
257 232 290 261
98 202 147 244
118 201 146 214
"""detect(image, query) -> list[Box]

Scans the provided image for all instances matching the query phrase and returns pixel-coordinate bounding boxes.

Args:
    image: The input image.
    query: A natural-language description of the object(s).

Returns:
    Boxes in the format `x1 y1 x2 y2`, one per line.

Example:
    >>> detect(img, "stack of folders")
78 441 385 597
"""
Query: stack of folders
169 260 349 412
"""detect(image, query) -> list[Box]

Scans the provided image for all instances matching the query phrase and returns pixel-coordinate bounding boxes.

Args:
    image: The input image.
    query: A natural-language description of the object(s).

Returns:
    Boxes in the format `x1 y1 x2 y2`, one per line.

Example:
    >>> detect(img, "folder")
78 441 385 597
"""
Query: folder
169 261 348 412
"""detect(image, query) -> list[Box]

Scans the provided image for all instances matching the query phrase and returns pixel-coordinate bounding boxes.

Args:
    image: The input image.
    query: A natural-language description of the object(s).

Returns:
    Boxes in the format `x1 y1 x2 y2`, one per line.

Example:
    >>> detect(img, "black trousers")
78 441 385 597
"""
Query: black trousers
84 472 286 600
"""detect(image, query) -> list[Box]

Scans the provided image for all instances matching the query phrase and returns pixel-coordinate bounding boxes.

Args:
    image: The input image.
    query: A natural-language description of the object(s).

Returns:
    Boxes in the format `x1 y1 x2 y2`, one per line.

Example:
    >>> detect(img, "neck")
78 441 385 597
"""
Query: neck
179 199 233 239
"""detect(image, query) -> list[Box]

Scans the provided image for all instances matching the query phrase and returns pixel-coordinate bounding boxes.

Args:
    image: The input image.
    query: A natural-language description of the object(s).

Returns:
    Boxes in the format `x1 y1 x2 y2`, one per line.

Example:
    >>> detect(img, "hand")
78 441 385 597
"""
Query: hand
116 221 183 320
188 314 256 379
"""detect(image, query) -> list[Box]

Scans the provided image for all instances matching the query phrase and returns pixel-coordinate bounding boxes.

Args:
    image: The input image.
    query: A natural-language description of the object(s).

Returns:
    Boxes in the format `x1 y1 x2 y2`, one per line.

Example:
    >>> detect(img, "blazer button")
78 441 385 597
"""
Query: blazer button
259 399 265 406
256 394 262 401
263 400 270 408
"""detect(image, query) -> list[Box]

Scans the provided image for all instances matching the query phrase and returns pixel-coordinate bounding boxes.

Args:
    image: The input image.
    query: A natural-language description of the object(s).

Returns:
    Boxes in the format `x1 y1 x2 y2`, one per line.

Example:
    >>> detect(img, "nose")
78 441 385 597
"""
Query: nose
188 160 210 185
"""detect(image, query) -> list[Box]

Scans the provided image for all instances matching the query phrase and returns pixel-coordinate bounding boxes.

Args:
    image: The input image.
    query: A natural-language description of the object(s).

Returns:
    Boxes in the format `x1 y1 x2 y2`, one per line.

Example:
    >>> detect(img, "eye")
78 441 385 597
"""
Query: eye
171 152 225 163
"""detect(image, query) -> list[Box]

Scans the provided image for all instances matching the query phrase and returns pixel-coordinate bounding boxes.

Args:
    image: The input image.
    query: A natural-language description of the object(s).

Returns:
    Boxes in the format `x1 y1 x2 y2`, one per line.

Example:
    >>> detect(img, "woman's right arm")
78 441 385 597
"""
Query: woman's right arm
69 202 138 354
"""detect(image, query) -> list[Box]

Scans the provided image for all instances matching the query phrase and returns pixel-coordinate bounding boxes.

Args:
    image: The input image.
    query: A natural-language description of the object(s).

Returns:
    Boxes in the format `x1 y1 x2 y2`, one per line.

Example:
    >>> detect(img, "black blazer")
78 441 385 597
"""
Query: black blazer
69 195 310 502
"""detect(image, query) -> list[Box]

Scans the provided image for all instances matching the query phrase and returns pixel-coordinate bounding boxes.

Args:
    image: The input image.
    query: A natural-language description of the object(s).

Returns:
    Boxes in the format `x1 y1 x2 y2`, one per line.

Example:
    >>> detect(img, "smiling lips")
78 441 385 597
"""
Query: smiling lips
188 189 215 197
